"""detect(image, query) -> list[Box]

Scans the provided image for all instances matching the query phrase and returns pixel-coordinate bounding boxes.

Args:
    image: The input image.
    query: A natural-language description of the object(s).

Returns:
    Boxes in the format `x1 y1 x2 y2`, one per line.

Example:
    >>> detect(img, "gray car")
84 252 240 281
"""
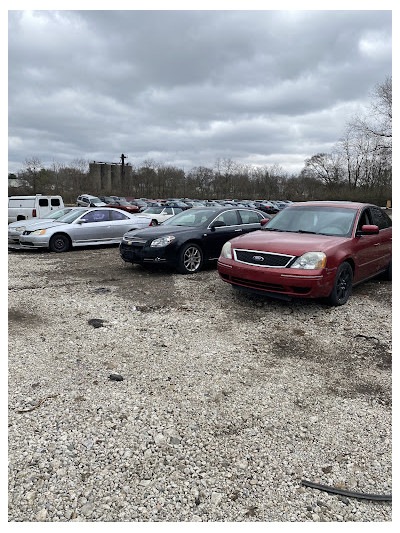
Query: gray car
16 207 154 252
8 207 80 246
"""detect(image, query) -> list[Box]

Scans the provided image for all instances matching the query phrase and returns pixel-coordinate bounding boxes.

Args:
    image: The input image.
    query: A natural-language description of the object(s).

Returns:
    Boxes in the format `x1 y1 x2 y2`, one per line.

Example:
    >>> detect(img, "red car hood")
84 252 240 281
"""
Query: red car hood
231 230 349 256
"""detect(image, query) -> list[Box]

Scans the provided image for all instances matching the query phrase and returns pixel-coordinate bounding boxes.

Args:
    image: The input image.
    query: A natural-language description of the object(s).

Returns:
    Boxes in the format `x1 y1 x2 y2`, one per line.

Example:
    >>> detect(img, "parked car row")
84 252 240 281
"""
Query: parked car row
8 201 391 306
76 194 292 214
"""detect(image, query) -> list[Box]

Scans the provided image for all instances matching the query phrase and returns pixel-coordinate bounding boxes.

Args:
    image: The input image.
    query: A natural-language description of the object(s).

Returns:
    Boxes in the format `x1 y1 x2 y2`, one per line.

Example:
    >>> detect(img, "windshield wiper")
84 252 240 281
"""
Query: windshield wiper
295 230 317 234
263 228 286 232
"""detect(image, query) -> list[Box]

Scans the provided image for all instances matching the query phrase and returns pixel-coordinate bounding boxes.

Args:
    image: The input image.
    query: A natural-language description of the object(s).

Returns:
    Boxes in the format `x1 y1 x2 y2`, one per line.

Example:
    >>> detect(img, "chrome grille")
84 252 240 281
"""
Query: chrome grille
233 249 295 267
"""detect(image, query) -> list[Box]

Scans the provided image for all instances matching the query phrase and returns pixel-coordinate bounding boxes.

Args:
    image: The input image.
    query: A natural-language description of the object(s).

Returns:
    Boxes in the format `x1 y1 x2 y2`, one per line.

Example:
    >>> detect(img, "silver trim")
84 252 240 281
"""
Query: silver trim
233 248 295 268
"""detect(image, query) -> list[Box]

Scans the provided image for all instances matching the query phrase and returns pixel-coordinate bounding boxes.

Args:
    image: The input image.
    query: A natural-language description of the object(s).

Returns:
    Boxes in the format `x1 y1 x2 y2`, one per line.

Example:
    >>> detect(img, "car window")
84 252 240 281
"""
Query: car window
38 199 49 207
165 207 173 215
356 208 372 231
110 210 129 221
238 210 263 224
213 210 239 226
51 198 61 206
80 210 110 223
370 207 392 230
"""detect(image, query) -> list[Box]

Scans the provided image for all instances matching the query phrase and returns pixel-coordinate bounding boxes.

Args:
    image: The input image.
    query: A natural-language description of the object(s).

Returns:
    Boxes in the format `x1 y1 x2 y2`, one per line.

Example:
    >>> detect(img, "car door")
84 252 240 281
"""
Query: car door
237 209 265 235
69 209 113 243
206 210 242 259
369 206 392 271
159 207 173 223
352 207 383 282
108 209 133 238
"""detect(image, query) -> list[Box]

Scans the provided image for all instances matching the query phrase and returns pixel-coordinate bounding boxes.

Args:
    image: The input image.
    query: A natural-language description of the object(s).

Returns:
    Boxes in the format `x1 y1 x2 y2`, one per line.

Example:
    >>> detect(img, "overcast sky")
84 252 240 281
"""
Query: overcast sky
8 9 392 175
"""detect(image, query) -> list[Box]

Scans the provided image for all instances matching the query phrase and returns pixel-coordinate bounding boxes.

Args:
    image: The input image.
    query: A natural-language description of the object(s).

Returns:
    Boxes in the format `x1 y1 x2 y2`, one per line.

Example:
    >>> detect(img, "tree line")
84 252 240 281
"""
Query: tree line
9 77 391 206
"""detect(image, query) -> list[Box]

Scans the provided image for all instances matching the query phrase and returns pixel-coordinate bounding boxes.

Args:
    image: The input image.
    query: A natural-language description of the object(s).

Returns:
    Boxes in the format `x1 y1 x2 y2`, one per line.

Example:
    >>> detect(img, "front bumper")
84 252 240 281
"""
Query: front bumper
18 234 50 249
217 258 336 299
120 242 176 265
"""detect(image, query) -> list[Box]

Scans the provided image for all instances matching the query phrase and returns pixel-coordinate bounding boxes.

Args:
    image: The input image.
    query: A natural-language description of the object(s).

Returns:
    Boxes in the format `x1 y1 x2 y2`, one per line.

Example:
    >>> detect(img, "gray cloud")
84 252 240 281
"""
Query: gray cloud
8 10 391 174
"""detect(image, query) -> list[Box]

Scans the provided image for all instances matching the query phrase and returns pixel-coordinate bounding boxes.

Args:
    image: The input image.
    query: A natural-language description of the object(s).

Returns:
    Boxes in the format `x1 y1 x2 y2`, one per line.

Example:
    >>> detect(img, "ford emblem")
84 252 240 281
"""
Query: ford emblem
253 255 264 262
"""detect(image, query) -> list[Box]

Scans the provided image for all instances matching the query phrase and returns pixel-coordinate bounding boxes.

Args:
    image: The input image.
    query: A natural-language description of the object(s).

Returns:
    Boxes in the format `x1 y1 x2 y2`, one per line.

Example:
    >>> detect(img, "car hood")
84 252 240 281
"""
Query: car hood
230 230 349 256
123 225 197 240
8 219 53 230
22 220 71 231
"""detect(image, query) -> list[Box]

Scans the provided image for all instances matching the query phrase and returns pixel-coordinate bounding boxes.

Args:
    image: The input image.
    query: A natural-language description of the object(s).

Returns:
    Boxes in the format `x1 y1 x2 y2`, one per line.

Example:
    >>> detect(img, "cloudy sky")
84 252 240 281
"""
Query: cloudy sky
8 8 392 175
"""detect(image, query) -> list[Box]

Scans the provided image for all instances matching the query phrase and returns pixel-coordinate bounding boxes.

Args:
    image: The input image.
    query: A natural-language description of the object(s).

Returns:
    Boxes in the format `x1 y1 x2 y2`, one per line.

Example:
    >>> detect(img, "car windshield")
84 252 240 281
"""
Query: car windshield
116 200 130 205
91 197 103 203
56 208 88 223
45 208 72 219
263 206 357 237
143 207 163 214
162 208 218 227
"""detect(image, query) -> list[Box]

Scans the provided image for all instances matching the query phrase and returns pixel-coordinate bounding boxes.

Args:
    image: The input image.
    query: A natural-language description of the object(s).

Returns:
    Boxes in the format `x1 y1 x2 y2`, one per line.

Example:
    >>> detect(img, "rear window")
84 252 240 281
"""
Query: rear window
38 199 49 207
51 198 61 206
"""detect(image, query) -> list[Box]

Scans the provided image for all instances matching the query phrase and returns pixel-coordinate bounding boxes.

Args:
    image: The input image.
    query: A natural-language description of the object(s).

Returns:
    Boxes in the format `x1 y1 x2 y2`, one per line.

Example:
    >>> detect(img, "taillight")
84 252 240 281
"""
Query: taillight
32 209 37 217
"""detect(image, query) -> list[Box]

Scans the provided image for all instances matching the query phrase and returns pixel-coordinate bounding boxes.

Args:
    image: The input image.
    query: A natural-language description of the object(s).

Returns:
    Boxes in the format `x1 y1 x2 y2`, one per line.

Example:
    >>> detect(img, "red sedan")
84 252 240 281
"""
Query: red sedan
104 199 141 213
217 201 392 305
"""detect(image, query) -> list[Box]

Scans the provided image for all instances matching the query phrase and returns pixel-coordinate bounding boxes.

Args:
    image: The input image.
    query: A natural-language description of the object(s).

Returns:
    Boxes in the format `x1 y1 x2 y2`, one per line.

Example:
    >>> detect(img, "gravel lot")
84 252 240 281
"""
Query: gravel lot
8 245 392 522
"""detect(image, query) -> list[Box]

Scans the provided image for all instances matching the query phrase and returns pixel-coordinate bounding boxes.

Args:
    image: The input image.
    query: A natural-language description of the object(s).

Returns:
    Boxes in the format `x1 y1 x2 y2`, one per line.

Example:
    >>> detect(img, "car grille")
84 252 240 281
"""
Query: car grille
234 249 295 267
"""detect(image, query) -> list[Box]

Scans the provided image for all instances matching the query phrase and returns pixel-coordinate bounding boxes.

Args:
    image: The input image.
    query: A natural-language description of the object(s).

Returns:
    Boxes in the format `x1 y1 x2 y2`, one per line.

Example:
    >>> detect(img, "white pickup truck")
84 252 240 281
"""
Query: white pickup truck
8 195 64 223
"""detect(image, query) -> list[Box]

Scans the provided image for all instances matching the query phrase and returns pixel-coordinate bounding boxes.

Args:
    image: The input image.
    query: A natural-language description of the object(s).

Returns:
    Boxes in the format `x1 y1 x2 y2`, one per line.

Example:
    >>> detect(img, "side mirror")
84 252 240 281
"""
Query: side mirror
260 218 269 227
358 224 379 236
210 220 226 230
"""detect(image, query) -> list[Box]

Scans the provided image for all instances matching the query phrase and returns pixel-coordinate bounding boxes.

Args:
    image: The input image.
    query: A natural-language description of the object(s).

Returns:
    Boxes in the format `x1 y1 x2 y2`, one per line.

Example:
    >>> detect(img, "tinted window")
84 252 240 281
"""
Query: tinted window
165 207 173 215
81 210 110 223
239 210 262 224
38 199 48 207
110 210 129 221
213 210 239 226
51 198 61 206
370 207 392 230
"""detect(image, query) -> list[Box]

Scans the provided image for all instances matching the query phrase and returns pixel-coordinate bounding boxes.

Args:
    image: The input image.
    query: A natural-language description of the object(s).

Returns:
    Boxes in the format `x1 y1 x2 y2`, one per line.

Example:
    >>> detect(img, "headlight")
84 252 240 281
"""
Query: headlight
31 229 47 235
291 252 327 269
150 235 175 247
220 241 232 259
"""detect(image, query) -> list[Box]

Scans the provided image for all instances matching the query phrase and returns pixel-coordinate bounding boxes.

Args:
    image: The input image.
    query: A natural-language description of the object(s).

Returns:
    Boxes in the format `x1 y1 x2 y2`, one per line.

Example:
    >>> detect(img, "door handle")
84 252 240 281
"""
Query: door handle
234 229 242 232
373 243 381 246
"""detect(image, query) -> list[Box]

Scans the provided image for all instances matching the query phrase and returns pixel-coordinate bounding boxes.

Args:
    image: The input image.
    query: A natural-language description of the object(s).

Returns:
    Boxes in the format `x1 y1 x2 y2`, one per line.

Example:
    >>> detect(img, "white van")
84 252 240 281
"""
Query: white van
8 195 65 223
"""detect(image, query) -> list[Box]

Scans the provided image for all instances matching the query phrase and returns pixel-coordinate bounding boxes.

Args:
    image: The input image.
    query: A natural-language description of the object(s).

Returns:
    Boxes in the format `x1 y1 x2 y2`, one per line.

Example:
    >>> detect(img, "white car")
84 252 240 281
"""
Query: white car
77 194 107 207
134 206 184 225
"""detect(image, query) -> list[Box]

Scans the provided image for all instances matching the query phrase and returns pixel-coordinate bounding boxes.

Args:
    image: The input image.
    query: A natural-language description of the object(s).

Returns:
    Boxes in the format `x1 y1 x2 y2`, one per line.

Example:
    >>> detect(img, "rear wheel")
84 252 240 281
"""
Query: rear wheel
49 234 70 253
177 243 203 274
151 219 158 226
328 262 353 306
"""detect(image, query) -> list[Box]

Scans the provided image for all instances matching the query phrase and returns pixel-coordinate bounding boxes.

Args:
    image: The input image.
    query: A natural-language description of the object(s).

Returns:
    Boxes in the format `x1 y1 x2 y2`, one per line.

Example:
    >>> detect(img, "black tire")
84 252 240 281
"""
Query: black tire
328 262 353 306
383 259 392 281
151 219 158 226
177 243 203 274
49 233 71 253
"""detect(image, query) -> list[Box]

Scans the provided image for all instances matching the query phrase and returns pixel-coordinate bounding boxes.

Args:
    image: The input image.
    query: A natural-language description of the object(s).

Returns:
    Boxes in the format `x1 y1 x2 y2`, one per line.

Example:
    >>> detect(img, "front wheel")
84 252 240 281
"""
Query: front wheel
151 219 158 226
49 233 70 253
327 262 353 306
177 243 203 274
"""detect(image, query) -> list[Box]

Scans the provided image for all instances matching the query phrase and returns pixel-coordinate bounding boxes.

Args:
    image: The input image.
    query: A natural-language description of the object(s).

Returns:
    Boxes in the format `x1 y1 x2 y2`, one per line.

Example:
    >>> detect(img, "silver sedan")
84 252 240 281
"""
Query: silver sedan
16 207 154 252
8 207 80 246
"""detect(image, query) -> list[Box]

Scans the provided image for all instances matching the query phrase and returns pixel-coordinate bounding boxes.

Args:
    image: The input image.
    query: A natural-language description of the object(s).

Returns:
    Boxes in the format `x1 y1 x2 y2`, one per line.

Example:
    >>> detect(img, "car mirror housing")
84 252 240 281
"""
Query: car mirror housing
359 224 379 235
260 219 269 227
210 220 227 230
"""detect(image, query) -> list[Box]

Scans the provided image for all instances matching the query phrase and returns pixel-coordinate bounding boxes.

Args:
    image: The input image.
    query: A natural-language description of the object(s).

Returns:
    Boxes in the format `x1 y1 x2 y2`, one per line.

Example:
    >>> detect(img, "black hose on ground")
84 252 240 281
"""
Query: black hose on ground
301 480 392 502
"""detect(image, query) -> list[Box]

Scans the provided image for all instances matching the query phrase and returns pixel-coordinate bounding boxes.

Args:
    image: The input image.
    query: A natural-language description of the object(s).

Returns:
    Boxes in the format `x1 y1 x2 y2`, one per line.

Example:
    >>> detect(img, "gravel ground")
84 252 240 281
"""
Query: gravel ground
8 245 392 522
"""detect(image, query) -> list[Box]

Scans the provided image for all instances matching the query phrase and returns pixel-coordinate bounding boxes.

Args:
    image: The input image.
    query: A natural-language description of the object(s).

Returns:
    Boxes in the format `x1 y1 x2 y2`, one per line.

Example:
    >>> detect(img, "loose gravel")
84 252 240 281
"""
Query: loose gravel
8 246 392 522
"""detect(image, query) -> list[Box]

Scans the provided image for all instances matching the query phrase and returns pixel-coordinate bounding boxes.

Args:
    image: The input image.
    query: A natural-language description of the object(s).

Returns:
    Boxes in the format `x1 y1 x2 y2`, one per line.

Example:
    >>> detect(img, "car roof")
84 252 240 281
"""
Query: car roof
289 200 373 209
